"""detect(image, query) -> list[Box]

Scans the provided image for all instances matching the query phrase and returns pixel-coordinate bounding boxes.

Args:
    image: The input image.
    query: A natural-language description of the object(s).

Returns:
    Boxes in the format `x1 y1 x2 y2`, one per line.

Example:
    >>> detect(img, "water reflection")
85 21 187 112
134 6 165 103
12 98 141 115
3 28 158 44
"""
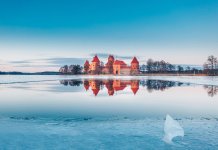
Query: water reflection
141 80 184 93
59 79 207 96
60 80 83 86
204 85 218 97
60 79 139 96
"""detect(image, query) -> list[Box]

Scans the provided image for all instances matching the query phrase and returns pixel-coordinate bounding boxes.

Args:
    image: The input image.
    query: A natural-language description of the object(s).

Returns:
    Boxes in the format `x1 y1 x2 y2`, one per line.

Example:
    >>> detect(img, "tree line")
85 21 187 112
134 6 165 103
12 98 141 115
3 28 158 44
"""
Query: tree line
142 55 217 75
203 55 218 75
59 65 83 75
142 59 202 74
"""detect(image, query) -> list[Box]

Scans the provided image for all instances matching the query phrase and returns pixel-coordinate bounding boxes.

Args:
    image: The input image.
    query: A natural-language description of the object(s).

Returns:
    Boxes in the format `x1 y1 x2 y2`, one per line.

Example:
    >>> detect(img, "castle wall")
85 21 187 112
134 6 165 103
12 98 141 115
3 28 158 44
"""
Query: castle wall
113 65 131 75
102 67 110 74
113 65 120 74
120 67 131 75
90 62 99 71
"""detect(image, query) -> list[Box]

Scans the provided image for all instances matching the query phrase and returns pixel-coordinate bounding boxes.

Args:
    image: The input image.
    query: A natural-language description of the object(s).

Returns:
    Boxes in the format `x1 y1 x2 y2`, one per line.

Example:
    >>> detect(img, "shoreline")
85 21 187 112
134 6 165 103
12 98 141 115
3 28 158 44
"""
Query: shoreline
80 73 211 76
0 73 215 76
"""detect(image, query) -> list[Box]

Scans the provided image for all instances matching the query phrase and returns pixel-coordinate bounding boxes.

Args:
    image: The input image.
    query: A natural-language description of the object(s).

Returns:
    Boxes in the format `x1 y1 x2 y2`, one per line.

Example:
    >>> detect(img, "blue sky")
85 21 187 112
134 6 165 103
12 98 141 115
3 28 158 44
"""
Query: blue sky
0 0 218 72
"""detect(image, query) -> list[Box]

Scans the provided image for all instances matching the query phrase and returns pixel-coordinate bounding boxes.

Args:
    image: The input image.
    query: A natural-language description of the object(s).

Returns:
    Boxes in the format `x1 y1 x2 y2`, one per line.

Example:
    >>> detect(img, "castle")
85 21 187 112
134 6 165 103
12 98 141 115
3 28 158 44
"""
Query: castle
84 55 140 75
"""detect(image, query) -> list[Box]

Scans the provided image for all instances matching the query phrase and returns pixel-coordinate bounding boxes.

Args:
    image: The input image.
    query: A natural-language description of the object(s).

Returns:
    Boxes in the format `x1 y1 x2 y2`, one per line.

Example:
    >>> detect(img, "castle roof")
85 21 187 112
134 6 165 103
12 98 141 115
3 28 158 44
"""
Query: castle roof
92 55 100 63
84 84 89 91
131 87 139 95
131 57 139 64
84 60 89 65
108 55 114 60
113 60 127 66
92 88 100 96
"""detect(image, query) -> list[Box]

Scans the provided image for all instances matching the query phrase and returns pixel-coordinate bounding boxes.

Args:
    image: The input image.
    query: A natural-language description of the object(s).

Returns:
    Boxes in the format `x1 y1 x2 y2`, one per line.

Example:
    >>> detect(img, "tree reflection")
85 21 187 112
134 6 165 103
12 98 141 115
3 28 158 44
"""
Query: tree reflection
204 85 218 97
145 80 182 93
60 80 83 86
139 80 184 93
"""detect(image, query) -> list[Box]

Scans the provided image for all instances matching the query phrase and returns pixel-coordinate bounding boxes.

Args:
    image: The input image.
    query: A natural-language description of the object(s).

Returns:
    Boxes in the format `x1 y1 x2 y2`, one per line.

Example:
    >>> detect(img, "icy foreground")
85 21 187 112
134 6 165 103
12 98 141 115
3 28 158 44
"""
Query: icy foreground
0 116 218 149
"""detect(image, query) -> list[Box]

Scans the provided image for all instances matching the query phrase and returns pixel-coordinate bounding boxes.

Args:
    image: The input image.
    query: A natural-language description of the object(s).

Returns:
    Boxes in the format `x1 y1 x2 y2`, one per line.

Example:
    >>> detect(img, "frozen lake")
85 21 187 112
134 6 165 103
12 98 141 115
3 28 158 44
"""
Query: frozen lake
0 75 218 149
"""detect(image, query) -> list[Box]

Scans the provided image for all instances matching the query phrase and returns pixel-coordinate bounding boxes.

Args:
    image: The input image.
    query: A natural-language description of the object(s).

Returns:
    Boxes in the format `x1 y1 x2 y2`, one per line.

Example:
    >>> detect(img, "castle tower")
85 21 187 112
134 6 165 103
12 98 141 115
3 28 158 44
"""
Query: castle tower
131 57 139 74
106 55 114 74
108 55 115 63
90 55 100 74
84 60 90 74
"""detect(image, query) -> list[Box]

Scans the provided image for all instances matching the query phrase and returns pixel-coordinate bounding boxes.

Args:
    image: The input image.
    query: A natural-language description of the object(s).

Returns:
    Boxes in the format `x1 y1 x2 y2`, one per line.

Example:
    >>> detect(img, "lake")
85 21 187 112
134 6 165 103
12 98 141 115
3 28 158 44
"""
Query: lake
0 75 218 149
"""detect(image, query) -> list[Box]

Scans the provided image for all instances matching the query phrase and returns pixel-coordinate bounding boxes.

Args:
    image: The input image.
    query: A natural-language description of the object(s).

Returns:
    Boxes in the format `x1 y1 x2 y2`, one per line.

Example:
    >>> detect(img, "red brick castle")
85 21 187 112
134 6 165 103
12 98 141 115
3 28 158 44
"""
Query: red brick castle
84 55 140 75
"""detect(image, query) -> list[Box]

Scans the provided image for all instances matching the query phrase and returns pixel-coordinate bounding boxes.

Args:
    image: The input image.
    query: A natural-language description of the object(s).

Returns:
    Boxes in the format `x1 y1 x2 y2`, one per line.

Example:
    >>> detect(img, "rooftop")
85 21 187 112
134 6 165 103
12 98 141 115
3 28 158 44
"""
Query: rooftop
131 57 139 64
92 55 100 63
113 60 127 66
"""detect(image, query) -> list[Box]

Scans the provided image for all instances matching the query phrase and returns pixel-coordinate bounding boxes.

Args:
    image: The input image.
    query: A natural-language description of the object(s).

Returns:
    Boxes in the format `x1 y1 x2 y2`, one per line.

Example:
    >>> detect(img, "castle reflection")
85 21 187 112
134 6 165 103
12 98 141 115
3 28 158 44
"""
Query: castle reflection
60 79 139 96
59 79 218 97
85 79 140 96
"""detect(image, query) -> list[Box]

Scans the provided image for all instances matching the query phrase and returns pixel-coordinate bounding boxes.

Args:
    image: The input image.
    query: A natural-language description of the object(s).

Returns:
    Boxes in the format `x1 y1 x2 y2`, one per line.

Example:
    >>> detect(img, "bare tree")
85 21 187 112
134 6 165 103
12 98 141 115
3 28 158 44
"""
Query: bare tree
207 55 217 70
146 59 154 72
186 66 191 73
146 59 175 73
59 65 68 74
203 55 218 75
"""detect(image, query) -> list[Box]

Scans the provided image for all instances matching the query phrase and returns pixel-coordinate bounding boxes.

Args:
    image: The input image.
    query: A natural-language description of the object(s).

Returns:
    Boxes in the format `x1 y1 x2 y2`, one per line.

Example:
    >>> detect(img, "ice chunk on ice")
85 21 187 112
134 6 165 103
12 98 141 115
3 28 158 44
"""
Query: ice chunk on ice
163 114 184 144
